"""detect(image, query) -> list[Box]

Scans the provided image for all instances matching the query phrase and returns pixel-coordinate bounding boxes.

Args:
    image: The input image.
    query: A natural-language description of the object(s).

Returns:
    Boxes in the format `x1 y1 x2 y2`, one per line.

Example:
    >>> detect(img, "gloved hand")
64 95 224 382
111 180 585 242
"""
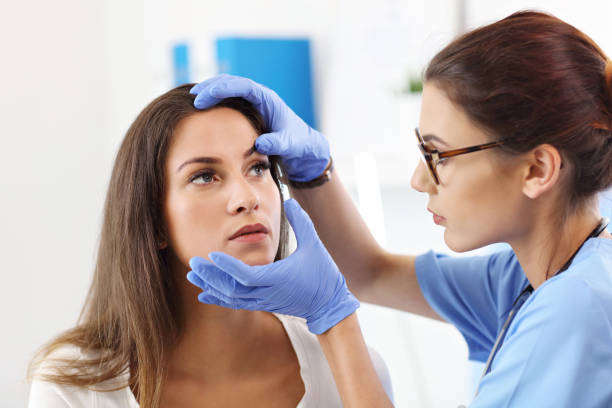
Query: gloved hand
187 198 359 335
190 74 330 182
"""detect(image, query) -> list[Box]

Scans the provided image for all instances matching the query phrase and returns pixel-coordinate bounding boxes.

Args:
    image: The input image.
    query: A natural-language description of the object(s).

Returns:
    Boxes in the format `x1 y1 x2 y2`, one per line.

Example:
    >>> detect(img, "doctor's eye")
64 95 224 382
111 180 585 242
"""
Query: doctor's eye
190 170 216 185
249 160 272 177
437 158 449 167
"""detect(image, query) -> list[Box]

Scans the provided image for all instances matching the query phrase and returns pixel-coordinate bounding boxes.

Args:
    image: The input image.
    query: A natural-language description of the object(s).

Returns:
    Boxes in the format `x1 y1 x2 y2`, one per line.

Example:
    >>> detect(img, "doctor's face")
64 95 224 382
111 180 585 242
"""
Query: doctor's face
410 83 529 252
163 107 281 271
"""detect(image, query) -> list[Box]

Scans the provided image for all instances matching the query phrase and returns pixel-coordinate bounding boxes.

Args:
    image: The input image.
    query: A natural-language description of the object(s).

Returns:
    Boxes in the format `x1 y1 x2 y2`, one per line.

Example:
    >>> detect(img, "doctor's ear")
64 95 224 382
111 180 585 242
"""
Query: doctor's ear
521 144 563 199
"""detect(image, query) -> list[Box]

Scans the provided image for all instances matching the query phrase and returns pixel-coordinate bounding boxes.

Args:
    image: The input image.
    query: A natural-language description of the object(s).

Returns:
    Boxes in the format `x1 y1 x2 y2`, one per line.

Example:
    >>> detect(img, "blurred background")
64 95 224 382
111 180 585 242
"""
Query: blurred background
2 0 612 406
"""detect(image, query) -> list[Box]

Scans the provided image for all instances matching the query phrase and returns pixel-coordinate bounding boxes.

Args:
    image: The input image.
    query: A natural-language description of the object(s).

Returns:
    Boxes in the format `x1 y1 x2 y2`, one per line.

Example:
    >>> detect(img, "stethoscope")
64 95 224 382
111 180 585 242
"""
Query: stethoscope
476 216 610 395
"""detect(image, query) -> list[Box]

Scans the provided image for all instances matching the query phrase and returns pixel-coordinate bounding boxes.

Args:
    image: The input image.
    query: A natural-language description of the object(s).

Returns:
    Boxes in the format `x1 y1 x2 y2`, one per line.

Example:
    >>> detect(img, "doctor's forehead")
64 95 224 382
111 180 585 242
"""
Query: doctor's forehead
419 84 491 147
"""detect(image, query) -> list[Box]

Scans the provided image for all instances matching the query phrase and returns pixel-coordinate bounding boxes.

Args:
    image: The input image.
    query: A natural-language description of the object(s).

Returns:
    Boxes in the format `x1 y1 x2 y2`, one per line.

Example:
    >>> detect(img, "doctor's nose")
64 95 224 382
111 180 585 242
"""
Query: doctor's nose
410 161 436 194
227 180 260 215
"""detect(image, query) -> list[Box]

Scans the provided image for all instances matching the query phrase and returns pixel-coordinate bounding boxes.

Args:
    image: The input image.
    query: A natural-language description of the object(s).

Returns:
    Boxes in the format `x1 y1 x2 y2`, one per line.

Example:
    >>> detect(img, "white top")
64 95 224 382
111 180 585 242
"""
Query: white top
28 313 393 407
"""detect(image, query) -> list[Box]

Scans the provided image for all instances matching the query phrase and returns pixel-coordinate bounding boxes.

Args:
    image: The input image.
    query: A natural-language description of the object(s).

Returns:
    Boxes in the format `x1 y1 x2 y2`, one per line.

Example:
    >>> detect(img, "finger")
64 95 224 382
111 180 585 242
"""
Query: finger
189 255 214 270
193 278 262 310
192 264 263 299
283 198 318 248
199 283 261 307
186 270 207 290
208 77 263 106
255 131 292 156
191 256 260 297
189 74 232 95
188 271 236 301
197 292 226 307
208 252 277 286
197 292 262 311
193 90 225 110
193 76 264 110
192 75 247 109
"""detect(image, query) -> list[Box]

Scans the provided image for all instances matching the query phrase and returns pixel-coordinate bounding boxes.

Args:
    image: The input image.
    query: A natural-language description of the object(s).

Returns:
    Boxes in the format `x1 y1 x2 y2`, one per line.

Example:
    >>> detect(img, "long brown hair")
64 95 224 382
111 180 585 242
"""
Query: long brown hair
28 84 289 407
425 11 612 211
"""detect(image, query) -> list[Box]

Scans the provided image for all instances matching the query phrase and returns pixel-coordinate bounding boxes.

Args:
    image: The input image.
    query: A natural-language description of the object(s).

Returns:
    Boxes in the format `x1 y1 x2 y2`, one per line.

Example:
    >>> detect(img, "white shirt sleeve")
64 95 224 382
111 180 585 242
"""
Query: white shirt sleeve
28 380 71 408
368 346 394 403
275 313 394 406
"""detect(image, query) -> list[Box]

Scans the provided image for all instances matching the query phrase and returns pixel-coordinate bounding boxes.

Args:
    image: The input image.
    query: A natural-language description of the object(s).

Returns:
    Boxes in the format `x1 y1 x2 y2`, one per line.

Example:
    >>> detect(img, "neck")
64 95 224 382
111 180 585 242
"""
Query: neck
166 259 278 382
510 204 602 289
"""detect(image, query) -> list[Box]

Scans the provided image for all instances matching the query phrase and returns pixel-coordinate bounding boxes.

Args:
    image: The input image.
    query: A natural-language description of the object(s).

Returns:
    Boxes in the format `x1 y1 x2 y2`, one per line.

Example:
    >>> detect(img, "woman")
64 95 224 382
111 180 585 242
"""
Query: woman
188 11 612 407
27 86 392 407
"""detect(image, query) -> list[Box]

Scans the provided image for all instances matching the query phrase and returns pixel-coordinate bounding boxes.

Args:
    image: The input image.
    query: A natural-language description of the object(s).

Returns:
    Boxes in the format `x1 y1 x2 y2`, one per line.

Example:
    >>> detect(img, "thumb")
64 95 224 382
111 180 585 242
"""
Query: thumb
189 256 214 271
255 131 291 156
283 199 318 248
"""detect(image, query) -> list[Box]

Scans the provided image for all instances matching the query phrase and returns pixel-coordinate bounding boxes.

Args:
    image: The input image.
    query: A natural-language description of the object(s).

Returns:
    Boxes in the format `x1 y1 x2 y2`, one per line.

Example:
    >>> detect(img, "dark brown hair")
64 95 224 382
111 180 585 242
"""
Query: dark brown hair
425 10 612 209
28 84 289 407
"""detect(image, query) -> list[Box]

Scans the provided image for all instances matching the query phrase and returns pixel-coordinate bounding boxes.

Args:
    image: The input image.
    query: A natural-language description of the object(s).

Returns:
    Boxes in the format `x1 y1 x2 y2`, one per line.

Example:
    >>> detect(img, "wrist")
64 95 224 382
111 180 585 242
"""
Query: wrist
306 289 360 334
289 157 334 189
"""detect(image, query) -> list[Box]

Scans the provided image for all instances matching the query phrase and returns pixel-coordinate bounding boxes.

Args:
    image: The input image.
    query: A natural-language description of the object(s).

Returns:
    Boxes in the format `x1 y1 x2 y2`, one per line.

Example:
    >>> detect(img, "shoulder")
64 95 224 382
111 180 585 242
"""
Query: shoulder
29 345 135 408
416 248 523 289
416 248 527 318
516 260 612 338
477 256 612 407
29 346 90 408
31 345 83 379
532 240 612 314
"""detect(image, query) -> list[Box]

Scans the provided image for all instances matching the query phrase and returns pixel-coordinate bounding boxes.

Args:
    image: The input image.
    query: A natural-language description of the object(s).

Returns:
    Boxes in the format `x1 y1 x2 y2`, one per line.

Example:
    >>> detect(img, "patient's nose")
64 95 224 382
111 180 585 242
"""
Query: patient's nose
227 178 260 214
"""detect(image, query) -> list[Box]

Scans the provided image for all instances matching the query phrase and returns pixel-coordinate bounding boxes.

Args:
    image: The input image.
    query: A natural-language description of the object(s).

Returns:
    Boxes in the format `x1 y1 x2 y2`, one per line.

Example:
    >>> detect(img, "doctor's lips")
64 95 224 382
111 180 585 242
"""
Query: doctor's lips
229 223 269 243
427 208 446 225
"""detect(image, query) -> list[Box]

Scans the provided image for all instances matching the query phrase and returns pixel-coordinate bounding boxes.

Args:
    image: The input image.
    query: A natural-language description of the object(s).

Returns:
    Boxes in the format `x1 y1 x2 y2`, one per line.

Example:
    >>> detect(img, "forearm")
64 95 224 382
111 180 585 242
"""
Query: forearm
317 313 394 408
290 170 441 319
290 170 384 297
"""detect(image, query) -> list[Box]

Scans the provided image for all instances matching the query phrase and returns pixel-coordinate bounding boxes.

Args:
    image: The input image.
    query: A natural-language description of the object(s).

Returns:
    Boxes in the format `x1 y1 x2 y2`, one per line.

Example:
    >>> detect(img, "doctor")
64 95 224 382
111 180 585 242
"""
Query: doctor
187 11 612 407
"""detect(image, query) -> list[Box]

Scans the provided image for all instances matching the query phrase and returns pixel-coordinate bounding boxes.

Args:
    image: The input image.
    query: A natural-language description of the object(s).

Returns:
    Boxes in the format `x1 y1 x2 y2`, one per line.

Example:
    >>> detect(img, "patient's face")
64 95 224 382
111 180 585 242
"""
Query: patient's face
163 108 281 270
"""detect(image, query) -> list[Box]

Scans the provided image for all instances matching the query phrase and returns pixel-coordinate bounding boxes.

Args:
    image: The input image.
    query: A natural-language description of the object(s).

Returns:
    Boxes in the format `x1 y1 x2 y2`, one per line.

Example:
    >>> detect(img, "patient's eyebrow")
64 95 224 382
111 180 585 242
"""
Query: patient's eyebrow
176 144 259 172
177 157 219 172
243 145 256 158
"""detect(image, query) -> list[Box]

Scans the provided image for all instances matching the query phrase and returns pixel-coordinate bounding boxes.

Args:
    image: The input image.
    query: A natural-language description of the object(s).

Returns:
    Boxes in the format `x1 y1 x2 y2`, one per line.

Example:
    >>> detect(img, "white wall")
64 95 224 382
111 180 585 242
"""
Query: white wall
2 1 611 407
0 1 110 407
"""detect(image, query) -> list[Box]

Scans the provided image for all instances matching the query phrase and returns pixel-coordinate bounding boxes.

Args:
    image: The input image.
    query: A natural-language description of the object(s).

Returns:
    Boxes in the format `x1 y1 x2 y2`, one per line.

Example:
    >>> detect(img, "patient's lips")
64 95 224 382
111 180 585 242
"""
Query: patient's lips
229 223 269 243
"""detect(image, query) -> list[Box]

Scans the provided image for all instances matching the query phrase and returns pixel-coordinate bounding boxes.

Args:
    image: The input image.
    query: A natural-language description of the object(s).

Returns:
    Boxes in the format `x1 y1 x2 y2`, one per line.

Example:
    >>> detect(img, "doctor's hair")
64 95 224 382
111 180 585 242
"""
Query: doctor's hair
27 85 289 408
424 10 612 211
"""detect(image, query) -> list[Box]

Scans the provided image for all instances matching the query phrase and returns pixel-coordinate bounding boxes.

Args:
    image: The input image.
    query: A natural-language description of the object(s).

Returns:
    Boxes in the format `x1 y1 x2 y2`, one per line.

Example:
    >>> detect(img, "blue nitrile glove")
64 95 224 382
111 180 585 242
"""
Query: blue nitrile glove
186 198 359 334
190 74 330 182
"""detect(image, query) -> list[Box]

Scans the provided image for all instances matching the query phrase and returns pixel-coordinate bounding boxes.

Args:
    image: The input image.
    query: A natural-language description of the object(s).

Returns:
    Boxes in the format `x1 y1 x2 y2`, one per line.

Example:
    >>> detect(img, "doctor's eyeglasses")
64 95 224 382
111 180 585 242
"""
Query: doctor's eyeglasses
415 127 505 185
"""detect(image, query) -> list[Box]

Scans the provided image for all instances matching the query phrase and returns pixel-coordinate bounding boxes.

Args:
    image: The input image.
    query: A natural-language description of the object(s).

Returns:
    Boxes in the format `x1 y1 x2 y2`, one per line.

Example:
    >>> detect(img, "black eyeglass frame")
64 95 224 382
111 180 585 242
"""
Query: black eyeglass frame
415 127 505 185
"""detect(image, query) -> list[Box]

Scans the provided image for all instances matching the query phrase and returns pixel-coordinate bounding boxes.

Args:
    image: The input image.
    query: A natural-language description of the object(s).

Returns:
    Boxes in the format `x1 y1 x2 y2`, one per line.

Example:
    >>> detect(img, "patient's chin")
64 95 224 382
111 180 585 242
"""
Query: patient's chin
202 242 278 267
238 252 277 266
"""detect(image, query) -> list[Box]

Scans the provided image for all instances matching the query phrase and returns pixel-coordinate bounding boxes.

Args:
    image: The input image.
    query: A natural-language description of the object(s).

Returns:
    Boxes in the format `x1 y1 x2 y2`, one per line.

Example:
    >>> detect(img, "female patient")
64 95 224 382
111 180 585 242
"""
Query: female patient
27 85 391 407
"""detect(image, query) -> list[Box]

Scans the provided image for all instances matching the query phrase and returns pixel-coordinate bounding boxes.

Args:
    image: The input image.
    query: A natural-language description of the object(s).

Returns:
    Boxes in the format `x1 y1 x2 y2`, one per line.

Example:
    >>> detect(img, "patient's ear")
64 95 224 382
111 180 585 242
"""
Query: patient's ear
521 144 563 199
158 228 168 250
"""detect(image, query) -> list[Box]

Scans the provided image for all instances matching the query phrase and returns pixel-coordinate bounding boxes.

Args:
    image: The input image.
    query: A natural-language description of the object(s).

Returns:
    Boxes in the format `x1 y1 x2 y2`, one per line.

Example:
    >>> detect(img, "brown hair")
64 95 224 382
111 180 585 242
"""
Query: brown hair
425 10 612 209
27 84 289 407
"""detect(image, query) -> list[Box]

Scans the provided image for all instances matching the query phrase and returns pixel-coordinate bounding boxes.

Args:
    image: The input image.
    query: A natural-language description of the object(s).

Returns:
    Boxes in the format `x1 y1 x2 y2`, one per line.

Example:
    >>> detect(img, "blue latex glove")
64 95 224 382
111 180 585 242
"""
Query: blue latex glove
190 74 330 182
187 198 359 334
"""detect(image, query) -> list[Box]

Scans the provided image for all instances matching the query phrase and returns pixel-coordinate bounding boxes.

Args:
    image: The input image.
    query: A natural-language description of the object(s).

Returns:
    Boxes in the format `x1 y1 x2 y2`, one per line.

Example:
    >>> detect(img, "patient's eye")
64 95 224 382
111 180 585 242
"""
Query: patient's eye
190 170 216 185
249 160 271 177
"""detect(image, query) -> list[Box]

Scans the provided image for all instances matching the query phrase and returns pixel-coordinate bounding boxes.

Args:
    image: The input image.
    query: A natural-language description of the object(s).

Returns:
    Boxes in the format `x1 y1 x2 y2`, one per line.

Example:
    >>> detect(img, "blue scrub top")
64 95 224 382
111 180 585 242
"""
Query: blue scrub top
415 238 612 407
